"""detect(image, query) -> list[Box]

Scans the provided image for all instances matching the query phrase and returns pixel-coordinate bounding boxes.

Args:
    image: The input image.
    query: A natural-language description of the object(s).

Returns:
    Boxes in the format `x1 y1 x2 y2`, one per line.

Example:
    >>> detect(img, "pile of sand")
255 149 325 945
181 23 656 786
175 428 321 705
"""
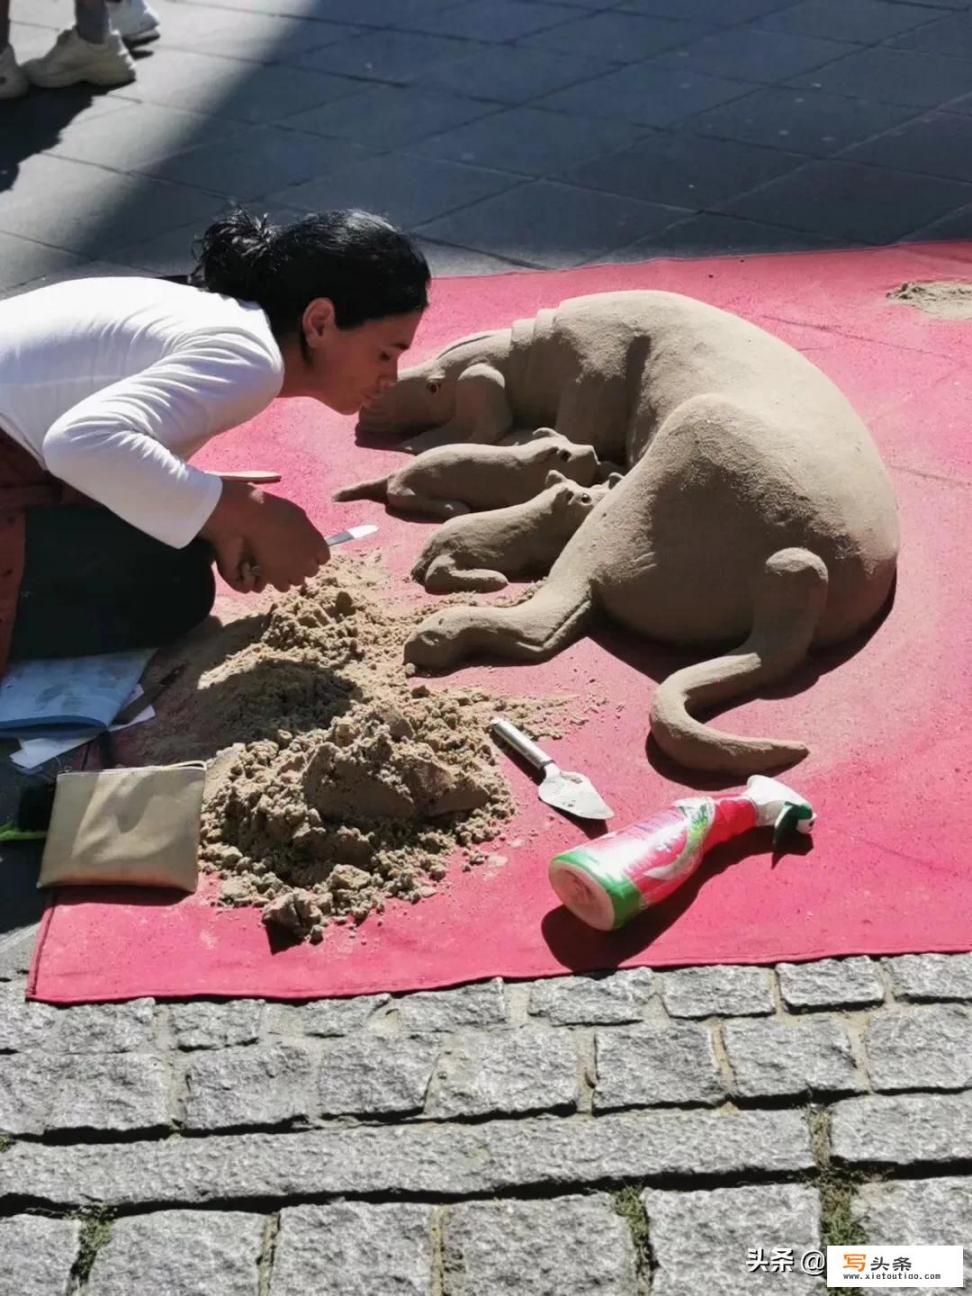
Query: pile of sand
141 554 574 944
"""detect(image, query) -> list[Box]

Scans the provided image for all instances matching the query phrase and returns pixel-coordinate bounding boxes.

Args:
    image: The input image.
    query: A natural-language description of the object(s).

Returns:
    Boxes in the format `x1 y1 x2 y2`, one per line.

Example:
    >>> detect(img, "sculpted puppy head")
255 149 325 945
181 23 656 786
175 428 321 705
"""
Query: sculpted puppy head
527 431 600 486
543 471 610 527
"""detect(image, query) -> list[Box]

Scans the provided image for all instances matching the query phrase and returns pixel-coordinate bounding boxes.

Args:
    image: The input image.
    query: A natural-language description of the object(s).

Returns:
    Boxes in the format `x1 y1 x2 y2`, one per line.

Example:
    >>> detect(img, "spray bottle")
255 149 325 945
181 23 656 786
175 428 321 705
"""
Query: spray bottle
549 775 814 932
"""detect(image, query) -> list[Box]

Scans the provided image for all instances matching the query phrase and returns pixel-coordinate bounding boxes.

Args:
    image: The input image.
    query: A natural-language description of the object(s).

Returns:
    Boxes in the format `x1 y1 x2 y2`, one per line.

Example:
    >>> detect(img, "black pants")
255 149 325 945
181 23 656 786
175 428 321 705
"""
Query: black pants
9 505 216 662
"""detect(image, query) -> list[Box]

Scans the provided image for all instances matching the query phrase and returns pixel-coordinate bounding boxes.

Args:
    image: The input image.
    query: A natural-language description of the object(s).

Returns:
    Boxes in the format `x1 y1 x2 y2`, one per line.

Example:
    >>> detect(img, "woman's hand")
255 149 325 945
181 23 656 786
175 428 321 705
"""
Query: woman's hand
201 479 330 593
210 533 265 594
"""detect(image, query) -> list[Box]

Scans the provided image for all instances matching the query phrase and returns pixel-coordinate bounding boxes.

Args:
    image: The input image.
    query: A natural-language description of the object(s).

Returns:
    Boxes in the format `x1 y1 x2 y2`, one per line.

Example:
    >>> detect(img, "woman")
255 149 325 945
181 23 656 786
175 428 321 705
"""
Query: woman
0 208 430 675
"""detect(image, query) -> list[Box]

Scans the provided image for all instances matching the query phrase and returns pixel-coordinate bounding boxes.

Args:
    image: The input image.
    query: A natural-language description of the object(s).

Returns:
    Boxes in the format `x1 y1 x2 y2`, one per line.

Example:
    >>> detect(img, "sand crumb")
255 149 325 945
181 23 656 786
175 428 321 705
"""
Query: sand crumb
137 553 585 944
888 280 972 320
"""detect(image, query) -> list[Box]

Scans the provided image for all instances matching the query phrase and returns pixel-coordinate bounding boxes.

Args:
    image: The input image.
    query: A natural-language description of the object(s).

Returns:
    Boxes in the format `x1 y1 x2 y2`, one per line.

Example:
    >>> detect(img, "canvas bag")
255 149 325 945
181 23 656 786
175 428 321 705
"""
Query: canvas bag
37 763 206 892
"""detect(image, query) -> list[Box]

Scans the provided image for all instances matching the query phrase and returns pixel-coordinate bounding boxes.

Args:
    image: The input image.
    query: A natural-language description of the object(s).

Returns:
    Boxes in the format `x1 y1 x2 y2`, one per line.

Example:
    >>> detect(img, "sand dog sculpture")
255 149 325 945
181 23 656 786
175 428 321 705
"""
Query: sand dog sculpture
335 429 599 519
410 471 616 592
357 290 900 775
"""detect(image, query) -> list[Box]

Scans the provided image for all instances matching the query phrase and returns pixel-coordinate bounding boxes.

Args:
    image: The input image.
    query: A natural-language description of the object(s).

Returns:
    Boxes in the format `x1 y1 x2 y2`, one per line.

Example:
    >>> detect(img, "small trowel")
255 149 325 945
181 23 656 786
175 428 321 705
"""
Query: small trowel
490 718 614 822
325 523 378 547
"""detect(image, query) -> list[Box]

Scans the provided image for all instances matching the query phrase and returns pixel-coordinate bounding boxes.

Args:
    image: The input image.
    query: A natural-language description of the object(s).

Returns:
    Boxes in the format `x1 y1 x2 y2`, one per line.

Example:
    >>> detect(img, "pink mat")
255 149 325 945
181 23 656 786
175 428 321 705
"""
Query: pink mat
29 246 972 1003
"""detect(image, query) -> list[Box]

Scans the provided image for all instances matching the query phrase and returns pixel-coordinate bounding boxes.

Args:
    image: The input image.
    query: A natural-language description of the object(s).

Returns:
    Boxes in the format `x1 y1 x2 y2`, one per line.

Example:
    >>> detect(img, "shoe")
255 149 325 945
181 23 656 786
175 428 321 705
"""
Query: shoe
109 0 161 47
0 44 29 100
22 28 136 89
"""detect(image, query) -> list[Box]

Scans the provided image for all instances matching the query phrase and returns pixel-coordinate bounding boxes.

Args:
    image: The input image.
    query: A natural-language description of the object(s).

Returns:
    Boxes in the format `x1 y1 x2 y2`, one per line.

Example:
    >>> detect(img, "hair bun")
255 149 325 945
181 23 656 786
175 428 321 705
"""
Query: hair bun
194 208 278 301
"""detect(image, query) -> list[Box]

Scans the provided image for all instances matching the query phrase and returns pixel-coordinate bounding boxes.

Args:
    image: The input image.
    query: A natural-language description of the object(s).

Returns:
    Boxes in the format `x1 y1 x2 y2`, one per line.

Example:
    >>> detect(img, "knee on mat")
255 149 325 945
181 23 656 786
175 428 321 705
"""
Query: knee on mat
168 541 216 639
143 540 216 646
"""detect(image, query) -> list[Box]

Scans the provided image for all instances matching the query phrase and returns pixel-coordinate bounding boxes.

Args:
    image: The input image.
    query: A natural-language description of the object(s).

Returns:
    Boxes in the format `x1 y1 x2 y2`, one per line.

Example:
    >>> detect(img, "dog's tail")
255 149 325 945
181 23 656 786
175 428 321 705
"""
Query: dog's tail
333 475 389 502
649 548 829 775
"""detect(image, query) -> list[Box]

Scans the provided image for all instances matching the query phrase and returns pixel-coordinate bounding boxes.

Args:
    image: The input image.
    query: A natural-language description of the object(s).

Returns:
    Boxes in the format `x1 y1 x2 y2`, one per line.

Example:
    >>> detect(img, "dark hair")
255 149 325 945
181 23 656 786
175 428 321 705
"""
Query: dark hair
193 207 430 336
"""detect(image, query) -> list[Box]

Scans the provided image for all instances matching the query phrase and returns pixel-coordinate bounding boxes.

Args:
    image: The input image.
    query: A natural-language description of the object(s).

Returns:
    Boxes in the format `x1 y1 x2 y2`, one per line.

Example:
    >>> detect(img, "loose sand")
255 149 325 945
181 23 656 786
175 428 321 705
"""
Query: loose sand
888 280 972 320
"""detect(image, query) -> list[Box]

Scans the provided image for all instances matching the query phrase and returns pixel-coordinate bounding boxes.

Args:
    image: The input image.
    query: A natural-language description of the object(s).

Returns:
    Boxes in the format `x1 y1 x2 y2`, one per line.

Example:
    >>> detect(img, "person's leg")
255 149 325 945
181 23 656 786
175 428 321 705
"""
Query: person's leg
106 0 160 46
9 506 216 662
0 0 29 99
74 0 110 45
21 0 135 88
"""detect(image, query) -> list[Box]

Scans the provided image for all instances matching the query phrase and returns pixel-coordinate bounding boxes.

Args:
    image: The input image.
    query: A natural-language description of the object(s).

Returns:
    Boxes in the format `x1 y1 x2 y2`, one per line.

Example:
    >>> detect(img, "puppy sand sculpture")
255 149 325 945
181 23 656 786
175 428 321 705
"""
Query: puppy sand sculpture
360 291 899 774
411 471 615 593
335 429 599 520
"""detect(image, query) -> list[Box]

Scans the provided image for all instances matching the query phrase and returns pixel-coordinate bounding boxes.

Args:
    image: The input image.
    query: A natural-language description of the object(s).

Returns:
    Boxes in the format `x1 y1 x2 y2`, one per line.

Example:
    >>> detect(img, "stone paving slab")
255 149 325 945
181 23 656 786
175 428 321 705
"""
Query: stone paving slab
642 1183 821 1295
416 178 690 268
183 1041 319 1130
560 129 808 208
831 1092 972 1167
317 1035 442 1116
594 1023 726 1110
0 1109 815 1206
0 1215 81 1296
171 999 266 1050
269 151 524 230
884 953 972 1002
722 1016 864 1098
442 1195 639 1295
717 156 972 244
864 1005 972 1092
682 85 918 157
660 965 775 1018
86 1210 266 1296
854 1177 972 1249
394 978 508 1032
425 1027 581 1118
273 1202 434 1296
527 968 654 1024
777 957 886 1010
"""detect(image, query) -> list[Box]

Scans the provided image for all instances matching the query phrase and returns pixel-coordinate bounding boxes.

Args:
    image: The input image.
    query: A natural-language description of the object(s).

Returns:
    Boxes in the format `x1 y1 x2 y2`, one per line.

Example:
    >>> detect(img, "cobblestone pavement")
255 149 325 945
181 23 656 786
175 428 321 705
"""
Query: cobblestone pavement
2 0 972 1290
2 952 972 1292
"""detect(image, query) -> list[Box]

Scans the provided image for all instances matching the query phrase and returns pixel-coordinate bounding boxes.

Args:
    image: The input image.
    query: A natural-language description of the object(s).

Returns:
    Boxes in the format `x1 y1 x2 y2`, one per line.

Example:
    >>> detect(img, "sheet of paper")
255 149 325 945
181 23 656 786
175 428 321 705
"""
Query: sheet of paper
9 685 156 772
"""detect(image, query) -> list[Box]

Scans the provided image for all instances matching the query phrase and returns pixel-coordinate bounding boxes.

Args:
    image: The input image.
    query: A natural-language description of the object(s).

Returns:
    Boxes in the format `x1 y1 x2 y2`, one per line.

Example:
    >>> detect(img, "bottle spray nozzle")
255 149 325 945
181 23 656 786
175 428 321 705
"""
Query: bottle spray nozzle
772 800 815 847
745 775 816 844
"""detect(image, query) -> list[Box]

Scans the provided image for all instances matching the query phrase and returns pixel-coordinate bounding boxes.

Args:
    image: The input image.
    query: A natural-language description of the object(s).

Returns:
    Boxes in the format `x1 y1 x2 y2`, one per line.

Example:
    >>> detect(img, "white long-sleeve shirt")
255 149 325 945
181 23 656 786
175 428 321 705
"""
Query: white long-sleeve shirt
0 276 284 548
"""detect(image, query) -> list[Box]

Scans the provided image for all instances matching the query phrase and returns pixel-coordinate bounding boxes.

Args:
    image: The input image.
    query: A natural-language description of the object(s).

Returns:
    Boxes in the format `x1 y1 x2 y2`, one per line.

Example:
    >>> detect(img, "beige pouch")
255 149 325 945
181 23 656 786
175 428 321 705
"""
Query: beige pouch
37 763 206 892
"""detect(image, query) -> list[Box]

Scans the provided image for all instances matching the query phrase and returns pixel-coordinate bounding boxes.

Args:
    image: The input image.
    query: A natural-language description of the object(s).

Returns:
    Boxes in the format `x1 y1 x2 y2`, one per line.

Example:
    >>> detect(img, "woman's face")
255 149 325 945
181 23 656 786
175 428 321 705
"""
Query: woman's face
299 301 424 415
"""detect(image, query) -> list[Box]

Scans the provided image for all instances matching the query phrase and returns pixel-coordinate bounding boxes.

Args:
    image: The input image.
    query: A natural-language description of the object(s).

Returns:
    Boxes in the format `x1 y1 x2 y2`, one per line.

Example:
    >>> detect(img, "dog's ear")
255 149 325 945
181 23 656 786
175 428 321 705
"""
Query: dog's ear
544 469 568 488
606 471 623 488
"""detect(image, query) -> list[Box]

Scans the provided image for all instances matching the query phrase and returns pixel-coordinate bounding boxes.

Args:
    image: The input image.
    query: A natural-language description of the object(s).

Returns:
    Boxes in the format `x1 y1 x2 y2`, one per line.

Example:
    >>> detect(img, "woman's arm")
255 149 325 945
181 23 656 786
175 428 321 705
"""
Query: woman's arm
38 332 331 590
41 333 283 546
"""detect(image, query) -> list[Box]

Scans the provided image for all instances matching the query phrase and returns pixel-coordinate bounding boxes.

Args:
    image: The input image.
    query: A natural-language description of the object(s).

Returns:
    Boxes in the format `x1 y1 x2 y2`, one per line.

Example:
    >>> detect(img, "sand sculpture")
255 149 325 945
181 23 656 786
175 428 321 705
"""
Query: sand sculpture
334 429 599 519
411 471 616 593
357 290 900 775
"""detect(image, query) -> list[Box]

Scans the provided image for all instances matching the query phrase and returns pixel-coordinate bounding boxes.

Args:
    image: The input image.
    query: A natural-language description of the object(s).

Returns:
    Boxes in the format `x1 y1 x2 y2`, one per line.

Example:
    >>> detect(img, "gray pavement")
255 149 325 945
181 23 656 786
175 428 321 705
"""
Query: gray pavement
2 954 972 1292
4 0 972 290
2 0 972 1291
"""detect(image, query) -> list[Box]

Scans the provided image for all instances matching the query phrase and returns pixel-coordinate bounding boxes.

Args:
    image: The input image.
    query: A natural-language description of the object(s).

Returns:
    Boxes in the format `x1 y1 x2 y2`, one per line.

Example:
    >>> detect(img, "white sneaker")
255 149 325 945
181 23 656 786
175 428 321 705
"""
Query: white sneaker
109 0 161 47
22 28 136 89
0 44 29 100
